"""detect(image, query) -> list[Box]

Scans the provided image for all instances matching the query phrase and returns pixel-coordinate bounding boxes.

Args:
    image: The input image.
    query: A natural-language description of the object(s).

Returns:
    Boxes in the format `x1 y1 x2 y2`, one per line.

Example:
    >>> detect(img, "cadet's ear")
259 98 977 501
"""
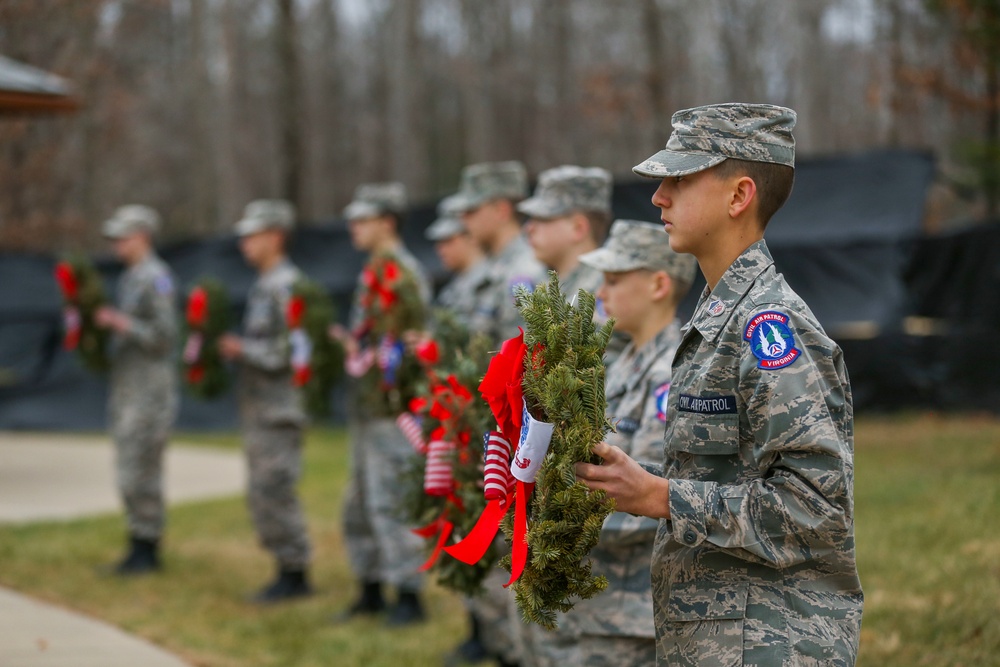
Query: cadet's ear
729 175 757 219
570 212 590 242
650 271 673 302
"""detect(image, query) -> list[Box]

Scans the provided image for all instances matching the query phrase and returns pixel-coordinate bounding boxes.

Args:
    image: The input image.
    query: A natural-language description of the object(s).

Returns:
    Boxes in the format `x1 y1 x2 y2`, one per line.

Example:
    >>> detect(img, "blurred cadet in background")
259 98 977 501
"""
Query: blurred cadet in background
96 204 178 576
333 183 433 627
219 199 313 603
452 160 546 344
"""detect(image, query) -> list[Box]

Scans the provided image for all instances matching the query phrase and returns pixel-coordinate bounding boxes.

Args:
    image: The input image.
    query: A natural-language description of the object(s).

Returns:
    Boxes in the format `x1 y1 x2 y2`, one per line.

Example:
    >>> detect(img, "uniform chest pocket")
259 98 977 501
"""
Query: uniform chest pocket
668 411 739 456
246 298 274 334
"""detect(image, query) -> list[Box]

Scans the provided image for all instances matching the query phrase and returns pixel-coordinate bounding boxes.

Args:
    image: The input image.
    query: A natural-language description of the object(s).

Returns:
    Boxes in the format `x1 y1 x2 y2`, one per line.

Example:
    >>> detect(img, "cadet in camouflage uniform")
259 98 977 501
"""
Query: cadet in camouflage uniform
218 199 313 603
520 165 612 299
577 104 863 666
96 205 178 575
519 165 627 361
334 183 433 627
524 220 696 667
425 196 488 326
451 161 547 344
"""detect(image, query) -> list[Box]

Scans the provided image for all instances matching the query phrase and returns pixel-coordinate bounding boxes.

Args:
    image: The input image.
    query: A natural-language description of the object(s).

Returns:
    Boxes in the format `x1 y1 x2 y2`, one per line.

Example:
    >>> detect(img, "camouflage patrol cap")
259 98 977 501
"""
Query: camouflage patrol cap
579 219 697 283
449 161 528 212
425 195 466 241
102 204 161 239
343 182 408 221
633 103 796 178
517 165 613 219
234 199 296 237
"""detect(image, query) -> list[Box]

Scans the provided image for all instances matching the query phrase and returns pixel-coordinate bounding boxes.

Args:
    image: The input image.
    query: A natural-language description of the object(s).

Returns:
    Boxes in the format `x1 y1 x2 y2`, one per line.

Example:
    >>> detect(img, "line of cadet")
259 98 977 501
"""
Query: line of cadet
94 101 862 667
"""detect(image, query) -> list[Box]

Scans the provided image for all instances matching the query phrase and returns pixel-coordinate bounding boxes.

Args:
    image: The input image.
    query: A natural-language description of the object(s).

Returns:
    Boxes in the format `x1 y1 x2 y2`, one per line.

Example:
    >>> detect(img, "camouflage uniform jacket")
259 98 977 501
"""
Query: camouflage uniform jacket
434 258 490 327
468 234 547 345
238 258 306 427
653 240 862 665
108 253 178 410
563 321 681 639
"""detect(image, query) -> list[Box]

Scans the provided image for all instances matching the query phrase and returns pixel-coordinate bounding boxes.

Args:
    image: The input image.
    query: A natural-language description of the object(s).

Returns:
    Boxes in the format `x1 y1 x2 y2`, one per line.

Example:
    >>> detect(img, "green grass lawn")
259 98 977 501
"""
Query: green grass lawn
0 415 998 666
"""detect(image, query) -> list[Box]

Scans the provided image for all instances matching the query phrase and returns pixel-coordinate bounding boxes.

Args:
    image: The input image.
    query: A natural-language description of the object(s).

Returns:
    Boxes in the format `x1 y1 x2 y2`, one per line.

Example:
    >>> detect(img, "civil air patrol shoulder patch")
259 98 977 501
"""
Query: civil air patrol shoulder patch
744 310 800 369
509 275 535 296
654 382 671 422
154 273 174 296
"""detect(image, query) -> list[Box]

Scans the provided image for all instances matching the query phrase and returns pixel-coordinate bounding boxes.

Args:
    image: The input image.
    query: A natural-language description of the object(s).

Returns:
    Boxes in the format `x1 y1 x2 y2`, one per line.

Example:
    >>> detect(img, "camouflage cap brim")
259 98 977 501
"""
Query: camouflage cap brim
632 149 727 179
578 247 647 273
101 218 132 240
446 191 484 214
234 216 274 237
517 195 569 220
425 216 465 241
343 201 384 221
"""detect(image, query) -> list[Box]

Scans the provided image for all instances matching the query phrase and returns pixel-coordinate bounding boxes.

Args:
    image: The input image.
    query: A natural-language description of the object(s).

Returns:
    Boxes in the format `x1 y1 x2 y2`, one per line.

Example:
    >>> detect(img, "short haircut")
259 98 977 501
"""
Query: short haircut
583 210 612 246
712 158 795 228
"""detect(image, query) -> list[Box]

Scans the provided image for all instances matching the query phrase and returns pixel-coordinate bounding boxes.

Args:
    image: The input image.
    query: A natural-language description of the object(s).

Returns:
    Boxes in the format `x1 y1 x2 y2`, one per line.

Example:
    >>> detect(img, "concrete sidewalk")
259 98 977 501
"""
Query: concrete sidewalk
0 433 245 523
0 588 191 667
0 433 246 666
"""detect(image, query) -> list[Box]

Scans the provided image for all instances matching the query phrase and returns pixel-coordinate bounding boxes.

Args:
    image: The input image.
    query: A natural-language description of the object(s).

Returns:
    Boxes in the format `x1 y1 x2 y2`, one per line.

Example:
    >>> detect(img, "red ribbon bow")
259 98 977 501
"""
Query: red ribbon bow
187 286 208 328
286 295 306 329
54 262 79 302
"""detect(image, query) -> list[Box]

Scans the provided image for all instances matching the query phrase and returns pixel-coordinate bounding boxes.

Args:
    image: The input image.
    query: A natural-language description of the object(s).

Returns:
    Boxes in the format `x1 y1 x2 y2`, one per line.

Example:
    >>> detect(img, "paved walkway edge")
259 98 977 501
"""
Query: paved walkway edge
0 586 192 667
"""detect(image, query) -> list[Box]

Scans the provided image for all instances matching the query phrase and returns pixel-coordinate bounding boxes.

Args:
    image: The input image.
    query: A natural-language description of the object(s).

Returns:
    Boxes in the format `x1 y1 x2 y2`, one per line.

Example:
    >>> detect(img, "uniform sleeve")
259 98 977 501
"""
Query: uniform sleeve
123 273 177 355
240 286 292 372
667 309 854 569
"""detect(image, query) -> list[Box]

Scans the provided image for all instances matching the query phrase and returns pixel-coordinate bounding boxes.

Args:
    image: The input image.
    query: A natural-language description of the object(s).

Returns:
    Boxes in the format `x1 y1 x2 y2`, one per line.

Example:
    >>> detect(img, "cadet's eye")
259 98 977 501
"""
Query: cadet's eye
675 176 685 184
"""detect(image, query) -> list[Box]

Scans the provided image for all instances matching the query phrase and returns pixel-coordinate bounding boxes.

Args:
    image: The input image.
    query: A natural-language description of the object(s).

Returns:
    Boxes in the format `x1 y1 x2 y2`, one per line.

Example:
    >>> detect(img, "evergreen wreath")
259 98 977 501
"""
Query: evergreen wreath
54 256 110 373
181 278 231 399
398 312 496 596
503 272 617 629
288 279 344 418
350 251 427 417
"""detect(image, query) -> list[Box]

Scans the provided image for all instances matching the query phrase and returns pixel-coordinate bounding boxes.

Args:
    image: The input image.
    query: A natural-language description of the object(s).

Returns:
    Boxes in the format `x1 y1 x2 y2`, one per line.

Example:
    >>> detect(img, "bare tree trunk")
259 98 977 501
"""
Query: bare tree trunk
386 0 426 195
643 0 670 125
459 0 494 164
276 0 303 209
189 0 217 233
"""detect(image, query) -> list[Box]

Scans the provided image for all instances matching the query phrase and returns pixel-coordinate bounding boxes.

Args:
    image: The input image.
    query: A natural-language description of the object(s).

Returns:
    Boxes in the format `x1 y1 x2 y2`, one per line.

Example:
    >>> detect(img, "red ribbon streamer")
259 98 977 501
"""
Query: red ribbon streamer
505 480 533 587
411 515 454 571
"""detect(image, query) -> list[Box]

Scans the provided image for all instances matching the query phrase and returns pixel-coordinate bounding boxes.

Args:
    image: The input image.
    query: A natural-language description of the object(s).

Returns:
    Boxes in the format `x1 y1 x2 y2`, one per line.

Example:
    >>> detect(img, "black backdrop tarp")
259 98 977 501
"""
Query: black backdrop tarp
3 149 997 431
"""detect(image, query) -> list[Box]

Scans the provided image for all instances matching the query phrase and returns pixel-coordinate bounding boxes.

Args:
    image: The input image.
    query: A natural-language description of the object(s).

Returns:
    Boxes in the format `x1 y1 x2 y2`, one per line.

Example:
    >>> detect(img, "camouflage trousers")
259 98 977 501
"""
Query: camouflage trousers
243 423 311 568
467 560 521 663
343 417 425 590
110 395 175 541
530 630 656 667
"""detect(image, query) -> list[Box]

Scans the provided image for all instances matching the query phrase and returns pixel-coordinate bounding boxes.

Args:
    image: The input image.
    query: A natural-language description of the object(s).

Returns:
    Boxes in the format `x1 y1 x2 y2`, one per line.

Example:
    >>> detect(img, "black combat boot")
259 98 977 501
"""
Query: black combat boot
250 566 313 604
331 580 385 622
386 589 425 627
114 536 160 576
444 611 491 665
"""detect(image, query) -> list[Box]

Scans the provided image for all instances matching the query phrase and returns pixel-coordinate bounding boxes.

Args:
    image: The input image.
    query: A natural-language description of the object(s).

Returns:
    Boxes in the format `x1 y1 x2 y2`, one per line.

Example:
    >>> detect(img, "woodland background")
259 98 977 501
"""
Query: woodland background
2 0 999 251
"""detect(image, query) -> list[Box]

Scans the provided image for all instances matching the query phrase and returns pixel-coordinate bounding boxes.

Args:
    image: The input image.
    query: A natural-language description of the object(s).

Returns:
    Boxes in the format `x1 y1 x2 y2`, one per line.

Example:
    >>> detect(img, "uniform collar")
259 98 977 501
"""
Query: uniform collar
690 240 774 343
494 233 530 263
608 321 681 395
259 257 292 286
